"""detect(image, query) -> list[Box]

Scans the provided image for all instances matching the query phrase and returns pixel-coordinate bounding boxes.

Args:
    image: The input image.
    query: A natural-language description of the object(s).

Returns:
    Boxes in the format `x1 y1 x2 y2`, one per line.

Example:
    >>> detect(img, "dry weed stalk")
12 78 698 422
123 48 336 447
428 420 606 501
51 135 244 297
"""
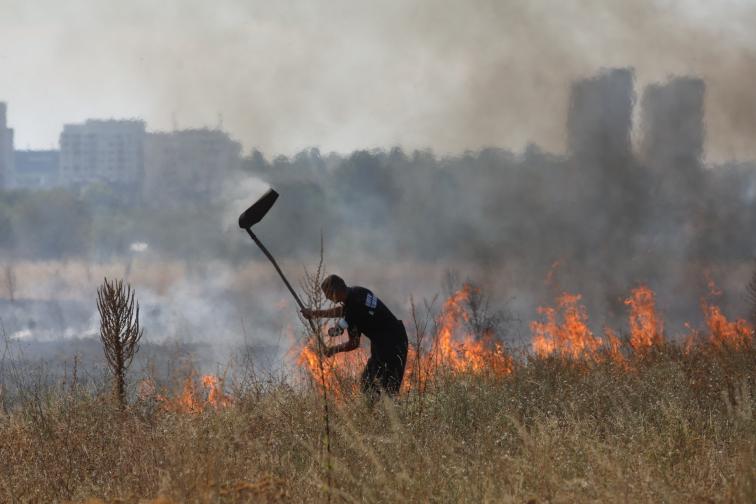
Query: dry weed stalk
409 294 436 407
97 277 143 410
301 238 332 501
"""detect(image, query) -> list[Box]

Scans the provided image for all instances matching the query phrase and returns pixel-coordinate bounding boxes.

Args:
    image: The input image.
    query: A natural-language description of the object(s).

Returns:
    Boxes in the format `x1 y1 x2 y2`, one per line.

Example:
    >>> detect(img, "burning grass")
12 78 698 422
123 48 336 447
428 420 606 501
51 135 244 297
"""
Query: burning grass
0 282 754 503
144 371 233 414
297 282 752 399
296 283 514 400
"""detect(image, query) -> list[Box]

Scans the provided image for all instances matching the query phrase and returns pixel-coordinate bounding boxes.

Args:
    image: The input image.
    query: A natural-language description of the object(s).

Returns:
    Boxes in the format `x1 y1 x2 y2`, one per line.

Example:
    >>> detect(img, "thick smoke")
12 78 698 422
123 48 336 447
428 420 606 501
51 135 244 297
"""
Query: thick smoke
2 0 756 160
2 69 755 372
2 1 756 378
237 68 756 338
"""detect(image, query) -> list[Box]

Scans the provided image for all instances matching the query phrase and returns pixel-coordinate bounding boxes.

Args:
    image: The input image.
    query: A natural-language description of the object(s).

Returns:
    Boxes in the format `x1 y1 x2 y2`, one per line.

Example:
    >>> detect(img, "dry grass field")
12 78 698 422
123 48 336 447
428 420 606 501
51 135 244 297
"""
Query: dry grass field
0 342 753 503
0 281 754 503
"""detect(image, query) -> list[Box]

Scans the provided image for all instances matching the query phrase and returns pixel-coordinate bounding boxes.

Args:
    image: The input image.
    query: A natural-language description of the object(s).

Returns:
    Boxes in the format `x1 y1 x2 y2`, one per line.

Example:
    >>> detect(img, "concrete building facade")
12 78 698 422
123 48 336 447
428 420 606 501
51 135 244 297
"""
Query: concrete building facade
566 68 635 167
0 103 15 190
59 119 145 190
144 128 242 207
639 76 707 219
12 150 60 190
641 77 705 169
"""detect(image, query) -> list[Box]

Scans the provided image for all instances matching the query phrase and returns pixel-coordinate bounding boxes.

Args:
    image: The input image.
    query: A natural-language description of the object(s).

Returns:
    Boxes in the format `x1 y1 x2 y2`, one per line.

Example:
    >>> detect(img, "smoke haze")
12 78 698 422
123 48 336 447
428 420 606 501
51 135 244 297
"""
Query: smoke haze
2 1 756 381
1 0 755 160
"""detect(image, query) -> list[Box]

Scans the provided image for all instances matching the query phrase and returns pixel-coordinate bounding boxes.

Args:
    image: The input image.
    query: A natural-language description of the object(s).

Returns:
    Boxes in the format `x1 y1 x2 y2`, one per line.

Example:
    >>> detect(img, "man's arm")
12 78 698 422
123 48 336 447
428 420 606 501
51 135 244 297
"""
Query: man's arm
323 329 360 357
302 306 343 319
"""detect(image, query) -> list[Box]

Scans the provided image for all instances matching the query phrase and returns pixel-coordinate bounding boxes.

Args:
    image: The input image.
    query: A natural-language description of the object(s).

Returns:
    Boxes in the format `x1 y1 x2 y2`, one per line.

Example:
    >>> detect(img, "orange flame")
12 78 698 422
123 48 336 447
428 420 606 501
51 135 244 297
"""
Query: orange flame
296 340 367 399
702 303 753 350
625 285 664 353
422 284 513 380
297 278 753 393
531 285 665 363
296 284 513 398
154 371 233 413
531 293 602 359
202 374 233 408
603 326 629 368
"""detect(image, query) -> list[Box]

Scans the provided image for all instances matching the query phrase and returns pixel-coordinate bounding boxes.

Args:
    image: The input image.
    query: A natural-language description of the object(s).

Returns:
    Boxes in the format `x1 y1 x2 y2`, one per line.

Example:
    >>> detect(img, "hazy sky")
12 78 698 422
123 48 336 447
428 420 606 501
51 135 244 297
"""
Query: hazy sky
0 0 754 160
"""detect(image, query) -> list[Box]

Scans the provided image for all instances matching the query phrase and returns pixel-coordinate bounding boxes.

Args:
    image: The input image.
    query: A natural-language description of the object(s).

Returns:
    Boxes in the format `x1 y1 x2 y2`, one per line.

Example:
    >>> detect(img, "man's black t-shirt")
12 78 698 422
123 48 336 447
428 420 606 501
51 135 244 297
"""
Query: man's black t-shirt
343 286 406 352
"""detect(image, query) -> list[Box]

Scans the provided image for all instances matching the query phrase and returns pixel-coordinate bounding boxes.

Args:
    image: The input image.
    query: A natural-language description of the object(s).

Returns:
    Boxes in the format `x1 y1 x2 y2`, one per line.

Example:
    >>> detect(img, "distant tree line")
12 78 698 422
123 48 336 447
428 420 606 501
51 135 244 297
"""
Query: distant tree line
0 184 232 261
1 146 755 278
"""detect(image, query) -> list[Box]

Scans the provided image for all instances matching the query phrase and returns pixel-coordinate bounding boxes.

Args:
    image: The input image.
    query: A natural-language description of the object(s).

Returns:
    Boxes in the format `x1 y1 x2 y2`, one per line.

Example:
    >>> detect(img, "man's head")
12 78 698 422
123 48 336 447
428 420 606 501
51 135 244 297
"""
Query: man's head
321 274 348 302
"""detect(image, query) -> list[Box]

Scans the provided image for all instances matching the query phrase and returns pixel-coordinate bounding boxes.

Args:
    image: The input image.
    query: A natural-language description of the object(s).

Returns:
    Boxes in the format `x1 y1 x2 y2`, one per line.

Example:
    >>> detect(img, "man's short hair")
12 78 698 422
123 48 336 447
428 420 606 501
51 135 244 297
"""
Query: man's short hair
321 274 347 295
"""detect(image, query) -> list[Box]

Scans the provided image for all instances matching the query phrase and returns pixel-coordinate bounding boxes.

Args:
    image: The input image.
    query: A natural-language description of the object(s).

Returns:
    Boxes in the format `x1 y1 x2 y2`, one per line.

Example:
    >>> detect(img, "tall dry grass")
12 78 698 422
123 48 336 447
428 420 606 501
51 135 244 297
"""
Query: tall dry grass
0 338 753 503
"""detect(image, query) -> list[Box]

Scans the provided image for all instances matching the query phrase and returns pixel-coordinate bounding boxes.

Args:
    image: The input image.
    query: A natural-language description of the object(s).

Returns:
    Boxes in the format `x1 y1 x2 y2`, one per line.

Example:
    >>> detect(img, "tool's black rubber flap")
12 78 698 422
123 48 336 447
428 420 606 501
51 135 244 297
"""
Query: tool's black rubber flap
238 188 279 229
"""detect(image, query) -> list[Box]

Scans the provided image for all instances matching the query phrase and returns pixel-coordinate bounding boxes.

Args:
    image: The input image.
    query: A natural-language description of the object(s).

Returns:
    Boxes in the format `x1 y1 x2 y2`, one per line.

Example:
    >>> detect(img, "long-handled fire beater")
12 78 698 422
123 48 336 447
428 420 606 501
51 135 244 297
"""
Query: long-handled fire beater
237 188 325 347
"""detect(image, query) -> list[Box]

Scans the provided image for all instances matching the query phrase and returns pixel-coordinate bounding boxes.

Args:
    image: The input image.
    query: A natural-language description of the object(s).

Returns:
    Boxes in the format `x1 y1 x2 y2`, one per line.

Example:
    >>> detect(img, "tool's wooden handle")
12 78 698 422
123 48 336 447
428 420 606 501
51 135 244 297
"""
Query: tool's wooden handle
245 229 324 344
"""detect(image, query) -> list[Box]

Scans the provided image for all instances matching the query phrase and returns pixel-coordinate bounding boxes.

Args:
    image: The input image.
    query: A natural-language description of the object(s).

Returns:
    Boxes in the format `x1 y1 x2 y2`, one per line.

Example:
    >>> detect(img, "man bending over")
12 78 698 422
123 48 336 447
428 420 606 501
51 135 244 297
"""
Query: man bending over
302 274 408 401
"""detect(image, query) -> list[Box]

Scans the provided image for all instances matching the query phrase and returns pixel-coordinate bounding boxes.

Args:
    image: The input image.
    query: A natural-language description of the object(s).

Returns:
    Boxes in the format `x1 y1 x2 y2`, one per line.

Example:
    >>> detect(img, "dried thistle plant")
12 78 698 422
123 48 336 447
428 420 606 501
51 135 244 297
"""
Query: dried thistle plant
300 236 332 502
97 278 143 410
409 294 437 405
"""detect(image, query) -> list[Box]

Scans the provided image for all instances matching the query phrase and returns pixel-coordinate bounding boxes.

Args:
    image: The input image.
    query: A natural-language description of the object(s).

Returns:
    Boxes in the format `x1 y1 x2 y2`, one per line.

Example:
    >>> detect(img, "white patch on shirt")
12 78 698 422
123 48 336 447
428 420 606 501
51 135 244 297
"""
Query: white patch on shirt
365 292 378 311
